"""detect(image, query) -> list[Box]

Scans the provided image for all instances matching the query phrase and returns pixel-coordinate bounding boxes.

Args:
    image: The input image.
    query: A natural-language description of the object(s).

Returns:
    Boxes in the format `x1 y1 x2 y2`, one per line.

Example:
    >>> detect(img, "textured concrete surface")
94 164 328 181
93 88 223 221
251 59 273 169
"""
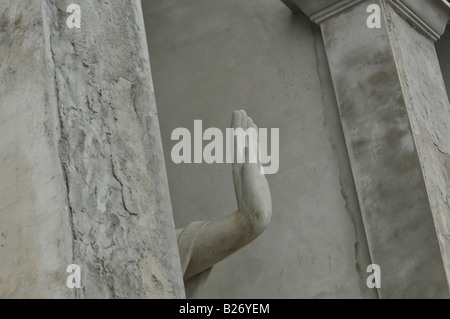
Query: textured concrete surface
2 0 448 300
321 0 450 298
43 0 184 298
1 0 184 298
385 2 450 290
0 1 73 298
142 0 376 298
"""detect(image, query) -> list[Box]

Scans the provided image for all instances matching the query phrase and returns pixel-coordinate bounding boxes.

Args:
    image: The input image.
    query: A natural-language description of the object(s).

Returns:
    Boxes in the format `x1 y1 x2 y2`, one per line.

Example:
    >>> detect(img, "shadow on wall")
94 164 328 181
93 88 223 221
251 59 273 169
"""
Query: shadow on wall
436 24 450 103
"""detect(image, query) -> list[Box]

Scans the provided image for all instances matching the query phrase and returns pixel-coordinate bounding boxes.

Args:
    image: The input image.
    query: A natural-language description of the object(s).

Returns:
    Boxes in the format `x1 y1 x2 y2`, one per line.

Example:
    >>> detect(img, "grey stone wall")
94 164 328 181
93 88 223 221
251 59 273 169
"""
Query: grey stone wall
319 0 450 297
386 4 450 287
0 0 184 298
142 0 376 298
0 0 73 298
2 0 447 299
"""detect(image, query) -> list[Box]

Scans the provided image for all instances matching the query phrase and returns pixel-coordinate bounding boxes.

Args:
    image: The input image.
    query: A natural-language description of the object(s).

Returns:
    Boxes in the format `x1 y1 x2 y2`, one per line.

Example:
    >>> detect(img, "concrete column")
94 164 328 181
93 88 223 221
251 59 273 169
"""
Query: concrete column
0 1 73 298
283 0 450 298
0 0 184 298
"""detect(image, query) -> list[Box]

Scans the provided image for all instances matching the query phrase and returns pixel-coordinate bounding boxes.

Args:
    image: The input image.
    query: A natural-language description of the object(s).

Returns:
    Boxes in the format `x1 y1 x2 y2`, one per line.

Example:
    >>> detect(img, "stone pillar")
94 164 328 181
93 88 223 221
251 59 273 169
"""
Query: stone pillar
0 1 73 298
283 0 450 298
0 0 185 298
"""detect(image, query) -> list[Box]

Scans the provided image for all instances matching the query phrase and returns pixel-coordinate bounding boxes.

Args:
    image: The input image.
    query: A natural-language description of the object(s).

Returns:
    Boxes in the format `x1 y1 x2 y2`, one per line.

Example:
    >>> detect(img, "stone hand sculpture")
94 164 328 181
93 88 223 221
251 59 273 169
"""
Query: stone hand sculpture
176 110 272 298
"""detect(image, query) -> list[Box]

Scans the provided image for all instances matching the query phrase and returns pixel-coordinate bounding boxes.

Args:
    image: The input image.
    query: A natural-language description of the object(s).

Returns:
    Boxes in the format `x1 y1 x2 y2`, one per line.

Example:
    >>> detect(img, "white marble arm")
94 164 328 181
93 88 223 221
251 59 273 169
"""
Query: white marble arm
182 110 272 281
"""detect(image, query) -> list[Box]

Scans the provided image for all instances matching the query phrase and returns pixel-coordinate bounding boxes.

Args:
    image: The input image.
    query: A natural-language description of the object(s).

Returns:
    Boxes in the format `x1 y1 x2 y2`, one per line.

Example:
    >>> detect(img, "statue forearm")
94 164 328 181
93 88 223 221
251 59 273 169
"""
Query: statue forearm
176 110 272 297
183 207 270 281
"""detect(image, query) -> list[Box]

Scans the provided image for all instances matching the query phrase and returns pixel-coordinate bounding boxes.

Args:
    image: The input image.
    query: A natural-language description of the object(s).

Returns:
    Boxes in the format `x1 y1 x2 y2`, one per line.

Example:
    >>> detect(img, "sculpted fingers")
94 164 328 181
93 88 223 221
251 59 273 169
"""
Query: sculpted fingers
247 117 258 165
232 110 242 165
240 110 247 129
232 110 241 130
247 116 253 129
233 110 261 166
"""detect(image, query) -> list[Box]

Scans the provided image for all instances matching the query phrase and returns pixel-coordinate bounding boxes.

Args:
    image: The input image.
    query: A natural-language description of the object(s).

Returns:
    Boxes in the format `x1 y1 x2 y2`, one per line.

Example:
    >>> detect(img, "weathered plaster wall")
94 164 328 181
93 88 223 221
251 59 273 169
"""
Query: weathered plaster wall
320 0 449 297
1 0 184 298
0 1 73 298
385 3 450 288
42 0 184 298
142 0 376 298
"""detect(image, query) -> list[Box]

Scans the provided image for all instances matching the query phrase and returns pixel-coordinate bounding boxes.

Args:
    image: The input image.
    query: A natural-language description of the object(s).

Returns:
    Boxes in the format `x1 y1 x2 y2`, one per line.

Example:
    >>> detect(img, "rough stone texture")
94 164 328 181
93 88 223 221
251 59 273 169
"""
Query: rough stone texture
142 0 377 298
1 0 184 298
384 2 450 289
0 1 73 298
321 0 450 298
42 0 185 298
